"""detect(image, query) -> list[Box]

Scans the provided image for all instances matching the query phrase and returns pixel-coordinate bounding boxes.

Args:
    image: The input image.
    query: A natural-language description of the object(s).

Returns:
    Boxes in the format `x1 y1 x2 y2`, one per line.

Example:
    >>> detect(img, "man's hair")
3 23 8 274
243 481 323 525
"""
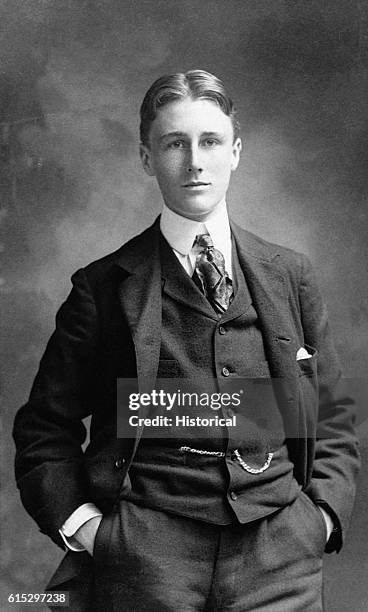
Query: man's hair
139 69 240 146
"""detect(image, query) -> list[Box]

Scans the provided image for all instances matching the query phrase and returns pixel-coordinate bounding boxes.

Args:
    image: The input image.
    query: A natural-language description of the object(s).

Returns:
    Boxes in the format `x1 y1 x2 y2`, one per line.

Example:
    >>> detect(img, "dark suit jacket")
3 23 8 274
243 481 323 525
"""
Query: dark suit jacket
13 217 360 595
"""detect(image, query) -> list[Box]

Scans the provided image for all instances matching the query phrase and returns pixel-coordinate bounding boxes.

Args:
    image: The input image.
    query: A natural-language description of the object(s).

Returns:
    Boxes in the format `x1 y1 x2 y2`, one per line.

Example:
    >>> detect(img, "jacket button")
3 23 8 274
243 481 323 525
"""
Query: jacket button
229 491 238 501
114 458 125 469
222 367 230 377
219 325 226 335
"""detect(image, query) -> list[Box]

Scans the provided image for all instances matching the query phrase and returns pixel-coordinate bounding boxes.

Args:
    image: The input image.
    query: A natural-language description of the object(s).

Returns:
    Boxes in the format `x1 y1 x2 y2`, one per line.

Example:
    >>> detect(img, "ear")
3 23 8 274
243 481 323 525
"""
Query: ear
140 143 156 176
230 137 242 172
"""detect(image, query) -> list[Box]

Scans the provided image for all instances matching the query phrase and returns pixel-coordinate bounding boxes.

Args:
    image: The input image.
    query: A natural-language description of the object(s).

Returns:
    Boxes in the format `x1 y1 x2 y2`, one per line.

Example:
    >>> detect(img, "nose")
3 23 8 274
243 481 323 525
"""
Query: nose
187 144 203 173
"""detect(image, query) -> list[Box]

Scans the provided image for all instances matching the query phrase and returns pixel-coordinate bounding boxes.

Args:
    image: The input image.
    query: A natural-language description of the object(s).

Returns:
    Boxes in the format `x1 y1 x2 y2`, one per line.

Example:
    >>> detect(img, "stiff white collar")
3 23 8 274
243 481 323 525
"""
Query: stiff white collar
160 201 232 277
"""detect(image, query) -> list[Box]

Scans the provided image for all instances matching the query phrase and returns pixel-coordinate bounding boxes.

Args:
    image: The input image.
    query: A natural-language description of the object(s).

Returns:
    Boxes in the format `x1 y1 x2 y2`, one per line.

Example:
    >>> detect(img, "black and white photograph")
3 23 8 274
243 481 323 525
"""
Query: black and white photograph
1 1 368 611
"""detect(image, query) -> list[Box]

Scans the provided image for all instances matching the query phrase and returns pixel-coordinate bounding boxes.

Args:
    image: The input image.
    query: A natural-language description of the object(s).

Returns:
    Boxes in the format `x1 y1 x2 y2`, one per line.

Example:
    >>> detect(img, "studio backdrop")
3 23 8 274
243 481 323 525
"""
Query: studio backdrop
1 1 367 610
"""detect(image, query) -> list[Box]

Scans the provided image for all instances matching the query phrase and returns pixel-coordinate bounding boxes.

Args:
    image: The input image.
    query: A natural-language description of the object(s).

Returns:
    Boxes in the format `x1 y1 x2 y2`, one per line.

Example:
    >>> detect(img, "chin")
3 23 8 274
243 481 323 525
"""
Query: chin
181 200 218 218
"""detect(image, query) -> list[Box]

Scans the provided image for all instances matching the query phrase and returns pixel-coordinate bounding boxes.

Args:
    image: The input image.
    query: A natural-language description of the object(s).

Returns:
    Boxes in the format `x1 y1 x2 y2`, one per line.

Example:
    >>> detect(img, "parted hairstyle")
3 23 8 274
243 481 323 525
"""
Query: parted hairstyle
139 69 240 146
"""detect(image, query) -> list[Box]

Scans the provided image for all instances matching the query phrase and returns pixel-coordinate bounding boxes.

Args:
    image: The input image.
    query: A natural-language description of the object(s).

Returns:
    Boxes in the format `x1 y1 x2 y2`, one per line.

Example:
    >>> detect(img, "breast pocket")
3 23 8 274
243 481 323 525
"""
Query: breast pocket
297 344 318 378
297 345 319 422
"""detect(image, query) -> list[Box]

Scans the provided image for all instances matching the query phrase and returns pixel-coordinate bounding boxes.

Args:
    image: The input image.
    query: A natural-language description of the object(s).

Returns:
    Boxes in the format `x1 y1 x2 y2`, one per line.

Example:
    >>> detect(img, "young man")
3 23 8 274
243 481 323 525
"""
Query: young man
13 70 360 611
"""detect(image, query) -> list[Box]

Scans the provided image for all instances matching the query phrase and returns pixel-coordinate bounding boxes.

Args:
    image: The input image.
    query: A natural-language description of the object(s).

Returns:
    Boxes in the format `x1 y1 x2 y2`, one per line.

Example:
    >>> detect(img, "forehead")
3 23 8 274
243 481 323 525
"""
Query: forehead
149 98 233 140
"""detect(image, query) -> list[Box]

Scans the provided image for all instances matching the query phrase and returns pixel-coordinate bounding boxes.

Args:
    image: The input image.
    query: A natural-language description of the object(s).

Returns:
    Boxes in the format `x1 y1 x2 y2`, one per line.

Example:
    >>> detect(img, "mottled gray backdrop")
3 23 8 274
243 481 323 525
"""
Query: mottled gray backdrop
1 1 367 610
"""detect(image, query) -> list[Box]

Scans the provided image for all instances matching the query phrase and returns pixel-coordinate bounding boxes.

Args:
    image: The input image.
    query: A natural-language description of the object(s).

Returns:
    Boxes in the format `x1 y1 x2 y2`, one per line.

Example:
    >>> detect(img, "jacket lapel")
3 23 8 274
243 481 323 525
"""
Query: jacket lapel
115 218 162 394
231 222 298 374
114 218 163 455
231 222 300 436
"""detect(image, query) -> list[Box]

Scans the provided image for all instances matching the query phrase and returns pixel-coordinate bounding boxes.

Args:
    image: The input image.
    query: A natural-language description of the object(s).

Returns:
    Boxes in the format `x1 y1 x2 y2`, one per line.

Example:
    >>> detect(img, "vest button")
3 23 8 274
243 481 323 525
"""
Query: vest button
222 367 230 377
229 491 238 501
219 325 226 335
114 458 125 469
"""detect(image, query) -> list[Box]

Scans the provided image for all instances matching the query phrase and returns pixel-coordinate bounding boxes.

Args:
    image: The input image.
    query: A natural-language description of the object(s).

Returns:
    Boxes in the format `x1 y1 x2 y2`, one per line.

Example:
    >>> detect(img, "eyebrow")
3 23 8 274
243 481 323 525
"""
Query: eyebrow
158 131 225 143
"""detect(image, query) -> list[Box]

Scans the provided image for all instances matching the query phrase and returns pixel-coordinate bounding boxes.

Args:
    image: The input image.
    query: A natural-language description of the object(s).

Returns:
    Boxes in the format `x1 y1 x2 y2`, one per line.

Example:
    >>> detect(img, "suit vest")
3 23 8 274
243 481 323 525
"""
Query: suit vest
120 233 300 524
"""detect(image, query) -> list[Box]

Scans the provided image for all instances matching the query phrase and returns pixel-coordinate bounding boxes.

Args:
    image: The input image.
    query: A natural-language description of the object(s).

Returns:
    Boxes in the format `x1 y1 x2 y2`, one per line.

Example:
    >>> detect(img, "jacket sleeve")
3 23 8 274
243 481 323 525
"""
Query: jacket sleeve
13 268 99 548
298 254 360 552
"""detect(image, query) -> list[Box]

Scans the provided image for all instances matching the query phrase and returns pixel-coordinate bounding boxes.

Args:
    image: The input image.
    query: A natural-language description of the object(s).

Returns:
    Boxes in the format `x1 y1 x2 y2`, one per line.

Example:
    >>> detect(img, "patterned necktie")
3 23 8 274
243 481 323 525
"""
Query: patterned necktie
194 234 233 314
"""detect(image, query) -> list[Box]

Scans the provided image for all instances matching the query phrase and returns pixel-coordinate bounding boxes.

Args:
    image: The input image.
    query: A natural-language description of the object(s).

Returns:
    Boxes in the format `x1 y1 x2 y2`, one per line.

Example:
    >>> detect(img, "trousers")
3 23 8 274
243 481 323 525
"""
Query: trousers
91 490 326 612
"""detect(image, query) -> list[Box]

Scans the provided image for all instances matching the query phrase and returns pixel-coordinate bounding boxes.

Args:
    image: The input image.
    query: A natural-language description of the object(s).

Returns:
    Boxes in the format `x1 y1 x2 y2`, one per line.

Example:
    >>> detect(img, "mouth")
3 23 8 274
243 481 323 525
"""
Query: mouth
183 182 210 188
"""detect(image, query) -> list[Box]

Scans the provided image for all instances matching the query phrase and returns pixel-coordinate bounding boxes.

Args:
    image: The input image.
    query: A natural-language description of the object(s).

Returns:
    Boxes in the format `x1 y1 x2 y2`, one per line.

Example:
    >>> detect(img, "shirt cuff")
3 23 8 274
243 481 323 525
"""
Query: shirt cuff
59 503 103 552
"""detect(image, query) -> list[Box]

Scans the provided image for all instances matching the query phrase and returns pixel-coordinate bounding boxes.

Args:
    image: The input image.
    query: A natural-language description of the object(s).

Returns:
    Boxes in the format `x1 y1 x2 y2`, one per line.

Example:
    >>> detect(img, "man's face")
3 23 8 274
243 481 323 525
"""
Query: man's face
140 98 242 221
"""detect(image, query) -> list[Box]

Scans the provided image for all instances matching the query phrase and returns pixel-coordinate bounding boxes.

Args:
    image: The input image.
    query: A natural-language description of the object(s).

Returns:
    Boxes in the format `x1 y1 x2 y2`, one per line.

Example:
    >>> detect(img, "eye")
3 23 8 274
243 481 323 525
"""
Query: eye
167 140 185 149
203 138 218 147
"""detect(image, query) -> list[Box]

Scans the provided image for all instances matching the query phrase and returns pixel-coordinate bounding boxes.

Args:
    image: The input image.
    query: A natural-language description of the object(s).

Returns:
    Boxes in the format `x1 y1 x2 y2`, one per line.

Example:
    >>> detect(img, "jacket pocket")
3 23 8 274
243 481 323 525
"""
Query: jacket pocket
297 344 318 377
92 514 108 559
298 489 327 554
92 511 117 568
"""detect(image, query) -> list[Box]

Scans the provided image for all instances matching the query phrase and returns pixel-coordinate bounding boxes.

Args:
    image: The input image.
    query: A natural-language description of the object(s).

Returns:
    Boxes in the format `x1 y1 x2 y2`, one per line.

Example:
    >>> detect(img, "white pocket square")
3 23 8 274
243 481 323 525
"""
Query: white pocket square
296 347 313 360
